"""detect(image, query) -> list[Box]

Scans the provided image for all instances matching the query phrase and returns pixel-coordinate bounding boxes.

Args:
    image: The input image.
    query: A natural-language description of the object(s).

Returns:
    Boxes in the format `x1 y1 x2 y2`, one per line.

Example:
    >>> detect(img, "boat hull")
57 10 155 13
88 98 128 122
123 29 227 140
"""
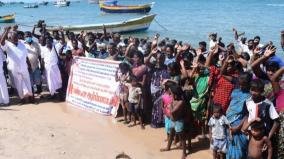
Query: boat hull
0 14 15 23
100 7 151 13
46 14 156 34
24 5 39 8
99 2 153 14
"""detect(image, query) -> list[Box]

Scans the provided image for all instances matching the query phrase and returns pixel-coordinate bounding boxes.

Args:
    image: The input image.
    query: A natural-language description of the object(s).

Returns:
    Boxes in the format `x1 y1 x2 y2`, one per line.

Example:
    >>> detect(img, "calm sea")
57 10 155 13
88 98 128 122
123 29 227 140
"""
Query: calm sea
0 0 283 52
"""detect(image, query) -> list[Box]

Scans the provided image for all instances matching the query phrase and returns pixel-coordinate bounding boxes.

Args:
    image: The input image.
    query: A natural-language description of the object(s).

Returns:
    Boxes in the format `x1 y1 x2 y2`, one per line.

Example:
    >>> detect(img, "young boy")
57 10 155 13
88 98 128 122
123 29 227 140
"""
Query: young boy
208 104 230 159
244 79 279 140
125 76 144 129
243 79 279 158
243 119 273 159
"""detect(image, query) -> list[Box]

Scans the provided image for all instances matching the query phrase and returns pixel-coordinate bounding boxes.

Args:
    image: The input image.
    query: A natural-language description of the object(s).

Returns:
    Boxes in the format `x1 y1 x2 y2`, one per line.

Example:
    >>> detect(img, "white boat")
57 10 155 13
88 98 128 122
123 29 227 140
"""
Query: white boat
54 0 70 7
46 14 156 34
23 3 39 8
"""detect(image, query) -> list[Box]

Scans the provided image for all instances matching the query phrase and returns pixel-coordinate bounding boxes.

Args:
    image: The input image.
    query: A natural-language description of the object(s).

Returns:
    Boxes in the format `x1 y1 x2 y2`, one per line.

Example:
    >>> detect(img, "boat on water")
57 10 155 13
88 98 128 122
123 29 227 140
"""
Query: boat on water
99 1 154 14
0 14 15 23
39 1 49 5
47 14 156 34
24 3 39 8
54 0 70 7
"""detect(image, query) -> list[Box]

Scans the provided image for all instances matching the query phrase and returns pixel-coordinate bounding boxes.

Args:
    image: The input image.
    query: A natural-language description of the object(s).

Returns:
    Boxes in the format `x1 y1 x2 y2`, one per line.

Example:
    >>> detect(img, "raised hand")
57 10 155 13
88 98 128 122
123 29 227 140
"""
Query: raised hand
151 47 158 55
264 46 276 57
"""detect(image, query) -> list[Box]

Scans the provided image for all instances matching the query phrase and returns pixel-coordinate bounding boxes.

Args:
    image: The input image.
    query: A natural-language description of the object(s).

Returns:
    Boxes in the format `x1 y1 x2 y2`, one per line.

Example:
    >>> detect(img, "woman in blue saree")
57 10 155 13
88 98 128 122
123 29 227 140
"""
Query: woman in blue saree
226 72 252 159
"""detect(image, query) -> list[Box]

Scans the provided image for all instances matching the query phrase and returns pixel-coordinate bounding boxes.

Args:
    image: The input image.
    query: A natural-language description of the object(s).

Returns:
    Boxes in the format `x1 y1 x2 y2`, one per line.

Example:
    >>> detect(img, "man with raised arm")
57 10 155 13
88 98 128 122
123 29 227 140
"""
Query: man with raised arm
0 26 33 104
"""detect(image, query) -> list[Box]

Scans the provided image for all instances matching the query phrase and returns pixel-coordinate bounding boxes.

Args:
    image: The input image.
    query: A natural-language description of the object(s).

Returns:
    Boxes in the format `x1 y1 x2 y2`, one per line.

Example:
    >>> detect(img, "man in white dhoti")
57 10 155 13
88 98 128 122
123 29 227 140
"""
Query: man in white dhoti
0 27 33 104
0 47 9 105
42 37 62 99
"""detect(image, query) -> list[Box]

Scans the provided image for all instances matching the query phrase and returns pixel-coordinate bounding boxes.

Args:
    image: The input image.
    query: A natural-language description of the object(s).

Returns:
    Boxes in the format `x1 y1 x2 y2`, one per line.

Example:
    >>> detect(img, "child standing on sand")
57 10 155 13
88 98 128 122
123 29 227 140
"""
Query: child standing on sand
125 76 144 129
115 63 131 124
161 81 175 141
160 84 186 159
244 79 279 141
208 104 230 159
242 119 273 159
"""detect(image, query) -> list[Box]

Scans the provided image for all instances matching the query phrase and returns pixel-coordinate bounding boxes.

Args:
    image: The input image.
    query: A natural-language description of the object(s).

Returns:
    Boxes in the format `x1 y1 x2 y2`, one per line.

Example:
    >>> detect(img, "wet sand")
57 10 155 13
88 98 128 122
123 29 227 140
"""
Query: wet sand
0 102 211 159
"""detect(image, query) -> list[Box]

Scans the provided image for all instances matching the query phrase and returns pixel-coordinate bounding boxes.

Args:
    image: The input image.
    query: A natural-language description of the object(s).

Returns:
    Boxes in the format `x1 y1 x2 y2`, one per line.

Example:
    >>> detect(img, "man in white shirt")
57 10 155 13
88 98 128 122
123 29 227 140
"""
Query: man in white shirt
253 36 264 48
233 28 254 57
24 31 42 95
0 27 33 104
42 37 62 98
209 33 218 52
0 47 9 105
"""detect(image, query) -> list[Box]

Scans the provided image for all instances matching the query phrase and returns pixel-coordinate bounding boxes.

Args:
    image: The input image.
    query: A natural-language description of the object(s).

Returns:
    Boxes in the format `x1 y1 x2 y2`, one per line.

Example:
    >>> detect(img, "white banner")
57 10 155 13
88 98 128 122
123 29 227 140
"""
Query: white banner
66 57 120 116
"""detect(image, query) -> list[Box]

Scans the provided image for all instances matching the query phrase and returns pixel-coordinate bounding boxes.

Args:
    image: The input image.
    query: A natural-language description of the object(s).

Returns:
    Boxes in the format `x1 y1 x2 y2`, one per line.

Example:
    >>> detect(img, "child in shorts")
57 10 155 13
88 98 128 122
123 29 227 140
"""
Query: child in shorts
125 76 144 129
208 104 230 159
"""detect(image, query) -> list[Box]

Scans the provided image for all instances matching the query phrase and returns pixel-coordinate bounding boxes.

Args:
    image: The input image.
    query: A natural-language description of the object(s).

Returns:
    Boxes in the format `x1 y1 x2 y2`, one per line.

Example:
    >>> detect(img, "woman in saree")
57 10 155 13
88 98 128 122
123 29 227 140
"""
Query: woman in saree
226 72 252 159
189 55 209 138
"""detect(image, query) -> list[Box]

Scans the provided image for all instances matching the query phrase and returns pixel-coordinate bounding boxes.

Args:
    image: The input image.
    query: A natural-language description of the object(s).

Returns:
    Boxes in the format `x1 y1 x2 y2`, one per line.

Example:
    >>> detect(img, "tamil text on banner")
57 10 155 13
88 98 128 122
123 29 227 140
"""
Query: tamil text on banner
66 57 120 116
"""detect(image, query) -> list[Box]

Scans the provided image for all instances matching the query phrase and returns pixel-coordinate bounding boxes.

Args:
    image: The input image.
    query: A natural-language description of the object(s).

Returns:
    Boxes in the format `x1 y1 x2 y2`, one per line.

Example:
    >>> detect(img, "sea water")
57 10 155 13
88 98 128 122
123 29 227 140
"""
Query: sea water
0 0 283 52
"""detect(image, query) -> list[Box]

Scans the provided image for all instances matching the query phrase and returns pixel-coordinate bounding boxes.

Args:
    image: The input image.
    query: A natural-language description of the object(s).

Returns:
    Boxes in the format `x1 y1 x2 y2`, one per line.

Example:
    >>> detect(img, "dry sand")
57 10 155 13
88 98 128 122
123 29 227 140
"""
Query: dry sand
0 101 211 159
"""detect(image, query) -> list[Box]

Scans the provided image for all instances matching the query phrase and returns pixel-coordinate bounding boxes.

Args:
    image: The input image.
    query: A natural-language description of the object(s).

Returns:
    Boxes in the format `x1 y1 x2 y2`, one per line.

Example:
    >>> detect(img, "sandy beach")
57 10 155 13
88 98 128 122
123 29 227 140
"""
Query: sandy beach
0 101 211 159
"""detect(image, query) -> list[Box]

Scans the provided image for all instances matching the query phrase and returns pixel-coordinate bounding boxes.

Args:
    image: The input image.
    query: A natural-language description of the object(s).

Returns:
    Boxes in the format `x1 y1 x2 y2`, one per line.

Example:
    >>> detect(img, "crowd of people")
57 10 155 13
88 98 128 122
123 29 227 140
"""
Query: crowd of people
0 20 284 159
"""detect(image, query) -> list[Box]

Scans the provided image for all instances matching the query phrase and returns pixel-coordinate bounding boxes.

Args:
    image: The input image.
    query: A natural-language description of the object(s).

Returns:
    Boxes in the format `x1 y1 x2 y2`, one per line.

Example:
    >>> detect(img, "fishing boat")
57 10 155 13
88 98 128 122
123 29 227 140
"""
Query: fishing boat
0 14 15 23
99 1 154 13
39 1 49 5
23 3 39 8
54 0 70 7
47 14 156 34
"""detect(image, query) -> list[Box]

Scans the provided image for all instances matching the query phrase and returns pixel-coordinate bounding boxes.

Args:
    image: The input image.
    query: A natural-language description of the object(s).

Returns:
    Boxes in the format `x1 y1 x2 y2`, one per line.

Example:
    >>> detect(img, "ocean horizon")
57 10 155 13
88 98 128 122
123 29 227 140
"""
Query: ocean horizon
0 0 283 54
